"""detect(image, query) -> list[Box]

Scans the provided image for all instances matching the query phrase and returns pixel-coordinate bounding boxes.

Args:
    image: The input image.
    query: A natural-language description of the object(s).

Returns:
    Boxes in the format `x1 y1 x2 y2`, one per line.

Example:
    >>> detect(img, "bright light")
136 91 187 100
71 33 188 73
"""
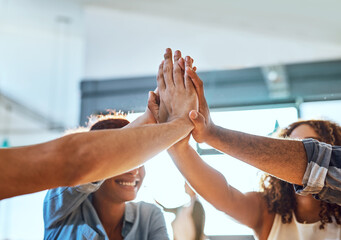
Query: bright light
132 107 298 236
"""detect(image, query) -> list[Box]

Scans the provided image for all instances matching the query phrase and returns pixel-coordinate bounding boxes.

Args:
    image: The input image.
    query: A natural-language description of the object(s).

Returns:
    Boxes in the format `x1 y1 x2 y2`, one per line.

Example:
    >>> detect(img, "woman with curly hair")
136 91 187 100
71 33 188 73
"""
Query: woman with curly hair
168 119 341 240
260 120 341 239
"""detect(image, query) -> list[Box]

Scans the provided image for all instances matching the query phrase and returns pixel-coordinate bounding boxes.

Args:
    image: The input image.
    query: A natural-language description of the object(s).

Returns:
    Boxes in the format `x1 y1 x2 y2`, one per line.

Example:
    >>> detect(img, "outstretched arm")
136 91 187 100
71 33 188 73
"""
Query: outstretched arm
168 140 267 231
0 49 197 200
0 116 192 200
186 67 307 185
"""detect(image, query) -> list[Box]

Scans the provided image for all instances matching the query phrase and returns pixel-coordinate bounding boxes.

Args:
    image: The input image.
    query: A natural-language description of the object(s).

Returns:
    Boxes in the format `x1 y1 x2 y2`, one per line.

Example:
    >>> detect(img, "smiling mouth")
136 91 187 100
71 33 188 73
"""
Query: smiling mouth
116 180 139 187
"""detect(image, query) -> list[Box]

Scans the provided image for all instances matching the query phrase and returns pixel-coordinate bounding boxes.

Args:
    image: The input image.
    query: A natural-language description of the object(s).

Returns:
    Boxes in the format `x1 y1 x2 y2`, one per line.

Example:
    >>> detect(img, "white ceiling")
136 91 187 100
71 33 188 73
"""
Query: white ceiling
83 0 341 45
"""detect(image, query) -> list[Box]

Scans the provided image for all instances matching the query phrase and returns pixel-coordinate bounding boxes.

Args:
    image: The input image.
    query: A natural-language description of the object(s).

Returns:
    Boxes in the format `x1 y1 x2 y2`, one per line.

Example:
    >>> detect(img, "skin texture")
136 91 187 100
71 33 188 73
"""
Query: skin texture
0 48 198 200
151 49 326 239
153 48 198 124
92 166 145 240
287 124 323 224
185 66 308 185
168 124 325 239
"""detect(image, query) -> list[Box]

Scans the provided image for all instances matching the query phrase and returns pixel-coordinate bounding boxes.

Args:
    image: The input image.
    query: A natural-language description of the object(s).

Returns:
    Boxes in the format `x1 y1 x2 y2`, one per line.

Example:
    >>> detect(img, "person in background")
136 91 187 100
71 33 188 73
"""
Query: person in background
44 116 169 240
259 120 341 239
156 182 205 240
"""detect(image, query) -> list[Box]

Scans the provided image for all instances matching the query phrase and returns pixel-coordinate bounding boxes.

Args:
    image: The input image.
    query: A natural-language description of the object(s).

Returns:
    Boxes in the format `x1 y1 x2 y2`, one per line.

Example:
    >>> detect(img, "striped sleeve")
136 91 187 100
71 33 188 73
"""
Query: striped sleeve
294 139 341 205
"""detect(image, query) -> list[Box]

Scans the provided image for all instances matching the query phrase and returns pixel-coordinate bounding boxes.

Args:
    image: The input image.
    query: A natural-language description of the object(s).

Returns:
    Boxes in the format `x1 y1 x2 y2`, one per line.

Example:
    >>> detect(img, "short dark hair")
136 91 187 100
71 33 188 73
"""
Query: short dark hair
90 118 130 131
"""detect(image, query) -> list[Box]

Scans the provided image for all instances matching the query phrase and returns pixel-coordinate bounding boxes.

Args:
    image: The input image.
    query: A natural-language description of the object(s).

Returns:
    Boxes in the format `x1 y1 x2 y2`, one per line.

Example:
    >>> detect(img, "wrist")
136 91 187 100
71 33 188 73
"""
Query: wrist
167 117 194 141
205 122 218 144
171 117 194 130
168 139 190 153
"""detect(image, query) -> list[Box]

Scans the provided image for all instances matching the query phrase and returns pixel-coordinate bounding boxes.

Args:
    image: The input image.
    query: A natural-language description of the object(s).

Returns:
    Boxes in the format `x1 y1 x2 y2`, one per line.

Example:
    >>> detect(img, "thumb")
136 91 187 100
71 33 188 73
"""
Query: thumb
189 110 205 129
148 91 158 105
147 91 159 113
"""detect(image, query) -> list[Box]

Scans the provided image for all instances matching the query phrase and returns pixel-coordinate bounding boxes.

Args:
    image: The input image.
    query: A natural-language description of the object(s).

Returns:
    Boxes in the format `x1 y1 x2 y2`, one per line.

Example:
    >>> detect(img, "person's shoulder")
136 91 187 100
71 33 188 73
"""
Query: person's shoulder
44 187 70 202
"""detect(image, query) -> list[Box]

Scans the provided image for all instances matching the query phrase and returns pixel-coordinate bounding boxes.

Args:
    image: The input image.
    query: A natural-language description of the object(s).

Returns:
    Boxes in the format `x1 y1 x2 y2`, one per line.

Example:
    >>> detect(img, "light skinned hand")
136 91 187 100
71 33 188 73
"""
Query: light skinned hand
156 48 198 123
146 89 160 123
153 52 196 123
128 90 159 127
169 53 197 146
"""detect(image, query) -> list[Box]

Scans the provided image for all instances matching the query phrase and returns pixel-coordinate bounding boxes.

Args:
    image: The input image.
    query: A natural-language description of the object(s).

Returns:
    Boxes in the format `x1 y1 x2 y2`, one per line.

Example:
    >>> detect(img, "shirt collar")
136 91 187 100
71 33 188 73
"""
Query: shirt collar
124 202 135 223
122 203 135 237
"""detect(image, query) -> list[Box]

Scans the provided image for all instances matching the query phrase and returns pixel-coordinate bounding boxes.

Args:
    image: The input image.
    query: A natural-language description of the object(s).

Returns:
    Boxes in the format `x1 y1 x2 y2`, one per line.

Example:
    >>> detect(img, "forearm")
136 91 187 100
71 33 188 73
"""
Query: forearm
168 141 269 230
79 119 193 184
125 111 155 128
0 119 193 199
168 142 231 212
206 125 307 185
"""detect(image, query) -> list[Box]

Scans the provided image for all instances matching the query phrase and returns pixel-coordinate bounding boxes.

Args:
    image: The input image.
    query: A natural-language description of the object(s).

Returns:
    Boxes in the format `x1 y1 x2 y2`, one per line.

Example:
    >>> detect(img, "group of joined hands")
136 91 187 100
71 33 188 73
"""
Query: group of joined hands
145 48 212 144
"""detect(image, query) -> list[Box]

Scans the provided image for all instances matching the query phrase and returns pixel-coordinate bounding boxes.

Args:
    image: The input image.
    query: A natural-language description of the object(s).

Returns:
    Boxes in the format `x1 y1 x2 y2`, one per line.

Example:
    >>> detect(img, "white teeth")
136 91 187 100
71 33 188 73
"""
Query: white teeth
118 181 136 186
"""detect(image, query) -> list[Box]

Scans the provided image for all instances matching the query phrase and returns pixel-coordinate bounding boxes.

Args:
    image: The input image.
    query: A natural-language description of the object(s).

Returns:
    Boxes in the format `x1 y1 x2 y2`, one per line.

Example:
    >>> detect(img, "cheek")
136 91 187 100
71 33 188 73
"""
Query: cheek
102 180 117 191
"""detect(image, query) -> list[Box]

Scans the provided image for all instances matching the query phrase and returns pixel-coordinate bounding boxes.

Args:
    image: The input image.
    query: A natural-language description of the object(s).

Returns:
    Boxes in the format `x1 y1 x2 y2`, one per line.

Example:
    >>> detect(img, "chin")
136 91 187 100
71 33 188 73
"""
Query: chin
121 196 136 203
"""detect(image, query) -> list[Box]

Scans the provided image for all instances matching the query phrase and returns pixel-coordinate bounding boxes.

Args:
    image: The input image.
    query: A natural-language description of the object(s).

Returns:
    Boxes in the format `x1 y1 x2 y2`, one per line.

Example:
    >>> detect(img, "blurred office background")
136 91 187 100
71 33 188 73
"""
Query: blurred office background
1 0 341 239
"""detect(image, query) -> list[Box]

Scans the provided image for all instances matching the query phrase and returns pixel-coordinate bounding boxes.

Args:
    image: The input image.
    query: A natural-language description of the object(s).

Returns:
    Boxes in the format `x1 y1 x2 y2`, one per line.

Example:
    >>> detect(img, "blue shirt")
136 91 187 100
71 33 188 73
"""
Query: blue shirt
294 139 341 205
43 182 169 240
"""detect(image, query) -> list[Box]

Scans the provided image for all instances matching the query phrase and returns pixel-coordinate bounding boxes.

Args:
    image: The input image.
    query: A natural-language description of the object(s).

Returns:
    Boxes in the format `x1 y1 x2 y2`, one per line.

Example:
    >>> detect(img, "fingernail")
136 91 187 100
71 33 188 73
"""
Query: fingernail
190 111 198 119
185 56 190 61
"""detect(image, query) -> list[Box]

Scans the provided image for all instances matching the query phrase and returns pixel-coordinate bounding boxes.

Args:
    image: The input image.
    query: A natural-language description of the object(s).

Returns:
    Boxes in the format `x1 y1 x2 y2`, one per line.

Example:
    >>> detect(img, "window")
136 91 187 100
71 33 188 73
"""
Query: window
300 100 341 126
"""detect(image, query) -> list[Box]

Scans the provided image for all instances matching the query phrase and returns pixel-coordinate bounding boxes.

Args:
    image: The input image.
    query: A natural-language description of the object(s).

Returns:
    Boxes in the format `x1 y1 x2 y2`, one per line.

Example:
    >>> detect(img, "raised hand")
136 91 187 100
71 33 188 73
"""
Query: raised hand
186 67 216 143
156 48 198 124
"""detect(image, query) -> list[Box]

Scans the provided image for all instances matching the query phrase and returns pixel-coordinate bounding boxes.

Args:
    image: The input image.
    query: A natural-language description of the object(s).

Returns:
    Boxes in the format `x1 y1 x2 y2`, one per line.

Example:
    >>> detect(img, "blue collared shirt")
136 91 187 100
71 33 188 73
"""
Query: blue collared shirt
294 138 341 205
43 182 169 240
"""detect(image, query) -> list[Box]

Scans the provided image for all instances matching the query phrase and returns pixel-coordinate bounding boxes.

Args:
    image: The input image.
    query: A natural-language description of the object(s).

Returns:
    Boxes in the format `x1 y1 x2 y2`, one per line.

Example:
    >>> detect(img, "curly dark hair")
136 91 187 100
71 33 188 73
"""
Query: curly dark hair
260 120 341 229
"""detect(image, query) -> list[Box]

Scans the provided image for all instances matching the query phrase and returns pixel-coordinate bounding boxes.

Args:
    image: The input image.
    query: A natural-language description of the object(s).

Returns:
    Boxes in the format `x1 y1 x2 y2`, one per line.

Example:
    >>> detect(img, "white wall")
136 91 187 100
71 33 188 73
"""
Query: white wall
0 1 84 239
0 0 84 129
83 6 341 79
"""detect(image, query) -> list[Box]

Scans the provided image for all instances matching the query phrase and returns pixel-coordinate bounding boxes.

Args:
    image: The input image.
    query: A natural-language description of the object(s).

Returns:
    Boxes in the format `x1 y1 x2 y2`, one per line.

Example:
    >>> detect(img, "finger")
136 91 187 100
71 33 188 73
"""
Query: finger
153 90 160 105
186 66 204 96
186 56 193 68
163 48 174 88
154 87 159 97
174 51 184 87
189 56 196 72
178 58 185 79
148 91 159 121
157 61 165 91
174 50 181 62
148 91 159 107
178 57 185 71
189 110 206 130
184 56 194 89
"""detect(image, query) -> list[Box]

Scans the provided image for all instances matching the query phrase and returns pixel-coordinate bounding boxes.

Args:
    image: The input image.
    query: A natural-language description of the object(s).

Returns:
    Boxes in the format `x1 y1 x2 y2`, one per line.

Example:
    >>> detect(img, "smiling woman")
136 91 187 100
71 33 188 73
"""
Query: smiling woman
43 115 169 240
